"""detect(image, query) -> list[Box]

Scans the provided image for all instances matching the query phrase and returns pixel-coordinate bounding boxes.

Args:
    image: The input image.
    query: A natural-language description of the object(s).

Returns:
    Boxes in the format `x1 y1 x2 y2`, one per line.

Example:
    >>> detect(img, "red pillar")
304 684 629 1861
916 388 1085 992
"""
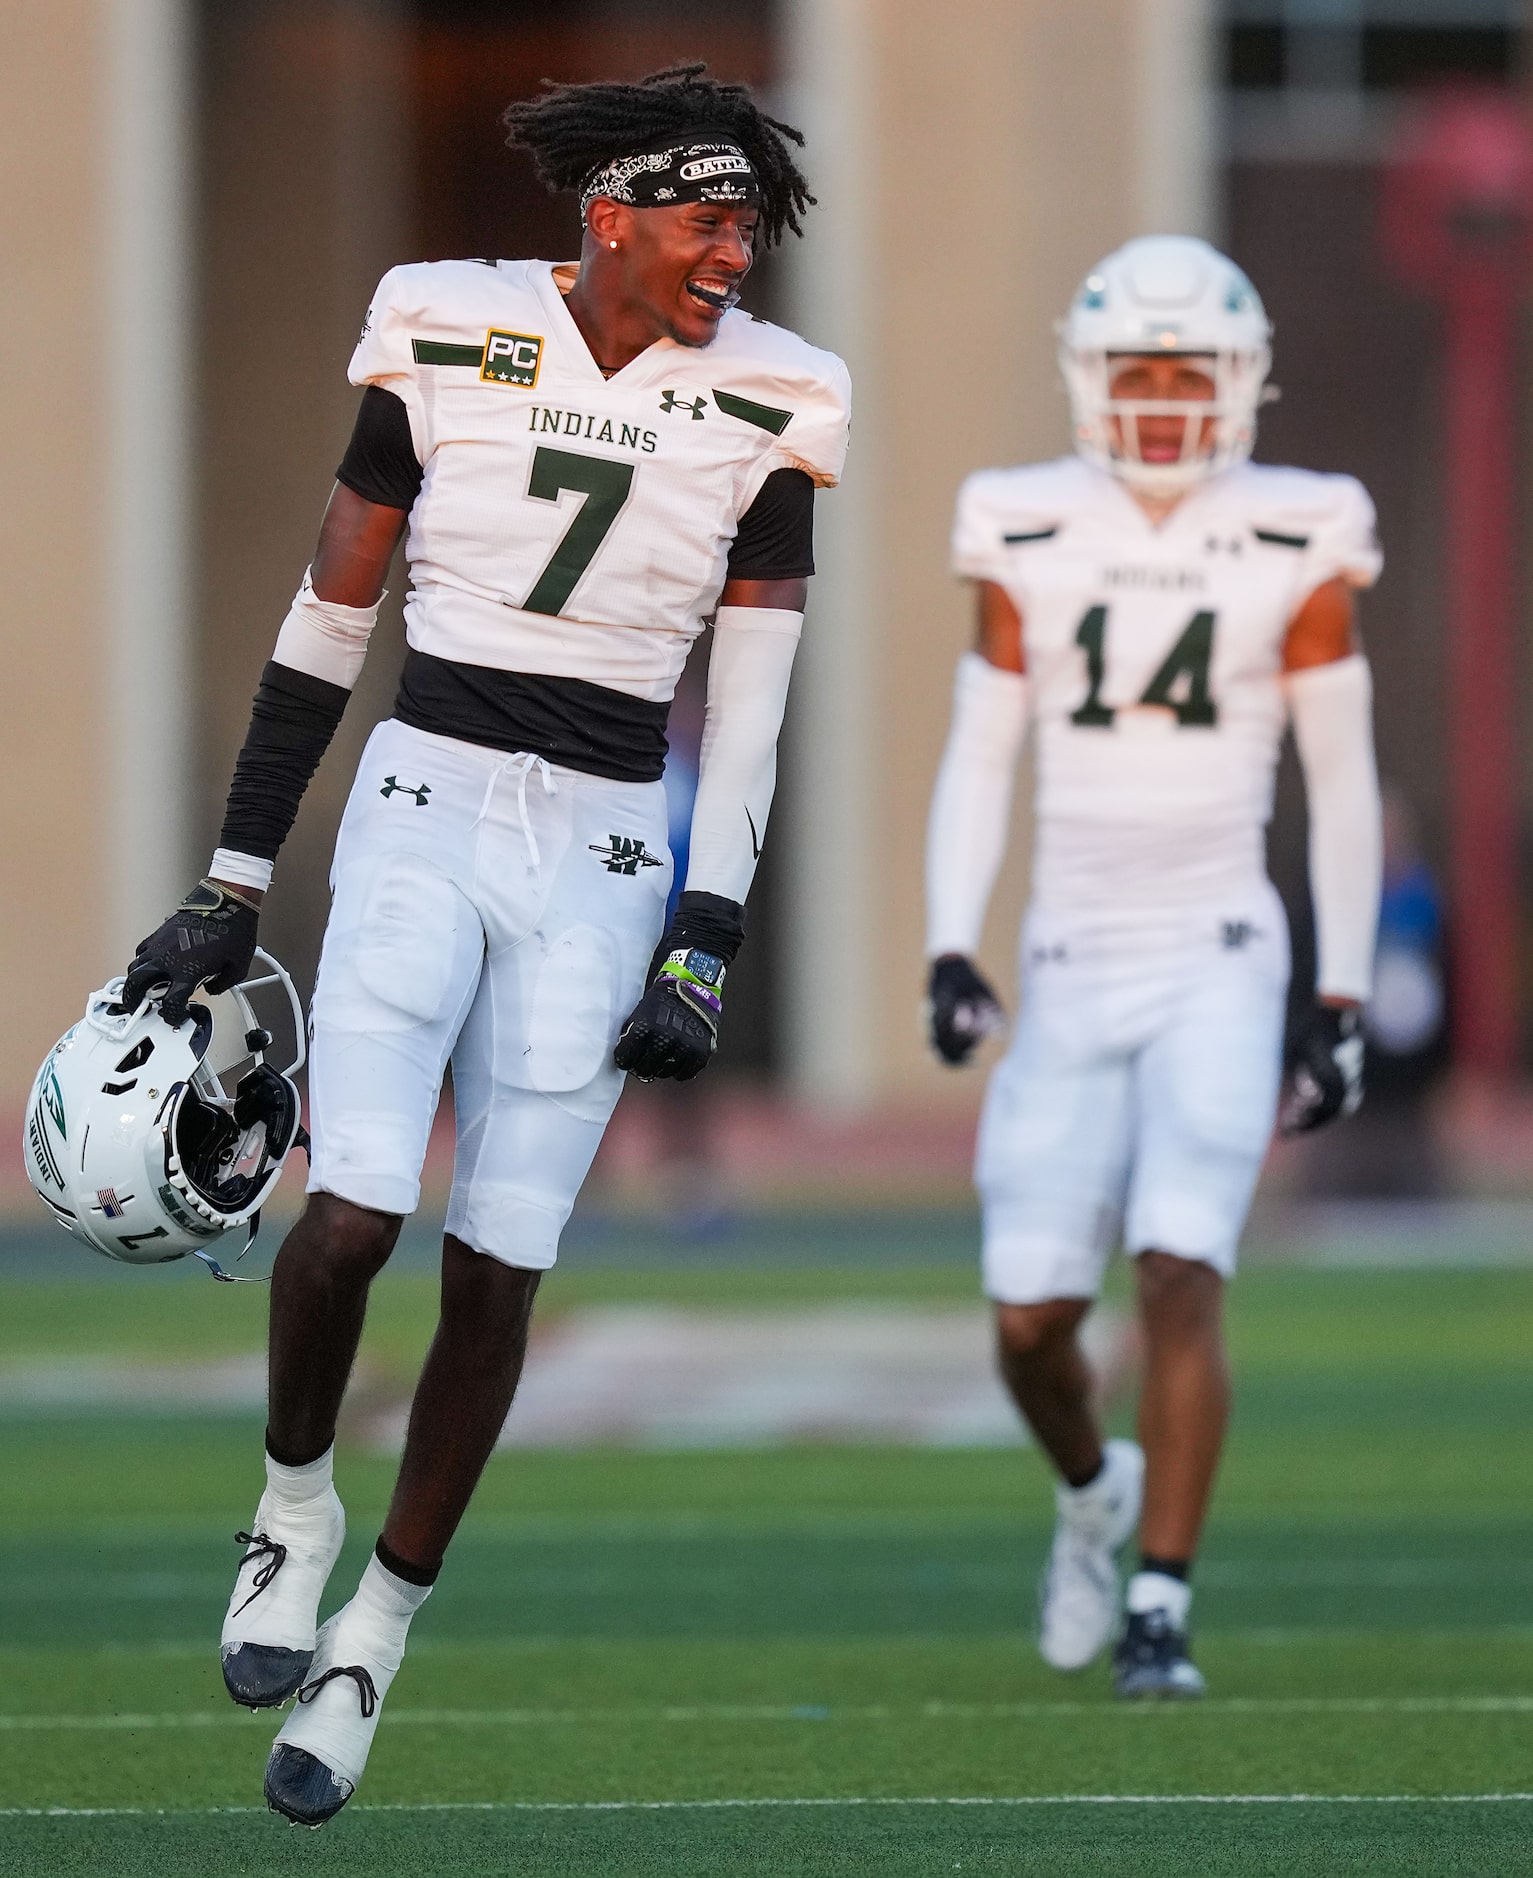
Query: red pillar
1382 91 1533 1084
1443 284 1521 1077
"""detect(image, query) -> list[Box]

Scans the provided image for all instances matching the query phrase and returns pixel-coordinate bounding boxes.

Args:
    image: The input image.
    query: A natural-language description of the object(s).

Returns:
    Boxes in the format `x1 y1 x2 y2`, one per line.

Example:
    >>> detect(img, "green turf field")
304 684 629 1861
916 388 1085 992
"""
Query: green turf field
0 1238 1529 1874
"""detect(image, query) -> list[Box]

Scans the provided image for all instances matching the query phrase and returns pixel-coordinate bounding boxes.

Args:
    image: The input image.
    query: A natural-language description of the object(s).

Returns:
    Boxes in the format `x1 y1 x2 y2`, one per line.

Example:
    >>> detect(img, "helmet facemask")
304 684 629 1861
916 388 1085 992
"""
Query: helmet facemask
166 1063 302 1227
158 958 307 1247
1061 345 1271 498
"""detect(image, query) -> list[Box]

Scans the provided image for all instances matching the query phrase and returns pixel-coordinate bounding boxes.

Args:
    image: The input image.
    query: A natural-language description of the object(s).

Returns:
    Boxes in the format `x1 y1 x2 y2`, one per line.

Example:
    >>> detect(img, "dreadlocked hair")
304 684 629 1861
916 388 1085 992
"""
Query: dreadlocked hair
501 62 814 249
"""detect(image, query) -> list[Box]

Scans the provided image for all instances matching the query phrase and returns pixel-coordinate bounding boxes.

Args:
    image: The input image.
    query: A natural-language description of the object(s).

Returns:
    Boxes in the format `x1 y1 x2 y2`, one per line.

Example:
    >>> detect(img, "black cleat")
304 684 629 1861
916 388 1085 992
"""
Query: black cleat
222 1642 312 1709
1112 1607 1207 1700
264 1742 355 1828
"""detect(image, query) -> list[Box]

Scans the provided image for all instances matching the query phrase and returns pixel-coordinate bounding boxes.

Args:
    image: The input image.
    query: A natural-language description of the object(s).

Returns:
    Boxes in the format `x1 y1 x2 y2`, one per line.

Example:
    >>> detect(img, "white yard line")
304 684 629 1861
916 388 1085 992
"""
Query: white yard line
2 1793 1532 1819
1 1694 1531 1732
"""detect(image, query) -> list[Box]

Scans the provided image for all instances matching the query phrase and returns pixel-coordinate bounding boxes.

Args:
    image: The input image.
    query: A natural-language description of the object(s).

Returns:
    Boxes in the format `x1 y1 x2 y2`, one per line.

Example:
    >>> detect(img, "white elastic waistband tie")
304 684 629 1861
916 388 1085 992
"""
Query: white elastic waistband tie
471 750 558 870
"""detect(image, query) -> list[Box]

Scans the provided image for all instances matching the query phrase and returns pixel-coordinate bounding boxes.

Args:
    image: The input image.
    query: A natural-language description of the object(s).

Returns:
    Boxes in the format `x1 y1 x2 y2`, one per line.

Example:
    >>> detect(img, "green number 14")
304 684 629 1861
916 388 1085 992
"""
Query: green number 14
1070 605 1219 728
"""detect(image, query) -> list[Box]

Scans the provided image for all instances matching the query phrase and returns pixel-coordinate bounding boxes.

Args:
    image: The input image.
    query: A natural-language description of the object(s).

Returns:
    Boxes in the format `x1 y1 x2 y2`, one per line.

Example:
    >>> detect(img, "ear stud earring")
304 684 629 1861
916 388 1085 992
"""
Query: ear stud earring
609 239 619 250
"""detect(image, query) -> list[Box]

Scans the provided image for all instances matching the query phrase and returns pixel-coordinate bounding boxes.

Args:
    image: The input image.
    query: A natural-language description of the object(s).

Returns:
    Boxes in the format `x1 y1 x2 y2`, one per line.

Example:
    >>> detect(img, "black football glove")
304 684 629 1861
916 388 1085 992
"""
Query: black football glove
927 954 1006 1066
122 878 261 1027
1279 1002 1364 1136
614 892 743 1084
613 945 725 1082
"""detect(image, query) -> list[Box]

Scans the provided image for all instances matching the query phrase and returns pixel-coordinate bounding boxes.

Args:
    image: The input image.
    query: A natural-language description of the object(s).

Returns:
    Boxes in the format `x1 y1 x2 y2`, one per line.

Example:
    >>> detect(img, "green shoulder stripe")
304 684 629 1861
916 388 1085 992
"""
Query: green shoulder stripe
712 389 793 435
412 338 486 367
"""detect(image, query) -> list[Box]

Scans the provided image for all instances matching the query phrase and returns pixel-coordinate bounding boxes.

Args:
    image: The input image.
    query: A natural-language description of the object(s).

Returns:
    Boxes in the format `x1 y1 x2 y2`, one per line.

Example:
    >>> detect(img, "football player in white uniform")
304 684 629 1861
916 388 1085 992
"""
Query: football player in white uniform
924 237 1381 1698
124 66 849 1824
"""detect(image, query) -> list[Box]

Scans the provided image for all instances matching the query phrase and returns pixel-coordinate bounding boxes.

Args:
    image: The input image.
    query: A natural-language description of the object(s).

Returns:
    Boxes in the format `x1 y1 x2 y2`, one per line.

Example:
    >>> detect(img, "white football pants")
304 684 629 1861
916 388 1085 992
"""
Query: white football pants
307 718 671 1268
977 881 1289 1304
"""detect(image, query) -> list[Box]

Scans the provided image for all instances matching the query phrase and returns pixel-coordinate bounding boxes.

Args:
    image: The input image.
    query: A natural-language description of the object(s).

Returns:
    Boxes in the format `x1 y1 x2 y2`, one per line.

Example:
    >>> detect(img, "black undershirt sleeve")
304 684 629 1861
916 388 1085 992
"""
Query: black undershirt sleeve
335 385 423 512
218 662 351 861
725 468 815 581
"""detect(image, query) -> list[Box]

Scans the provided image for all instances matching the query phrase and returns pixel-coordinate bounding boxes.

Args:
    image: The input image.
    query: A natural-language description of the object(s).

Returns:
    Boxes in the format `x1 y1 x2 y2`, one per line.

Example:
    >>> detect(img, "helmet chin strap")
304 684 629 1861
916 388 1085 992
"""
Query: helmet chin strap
185 1209 263 1282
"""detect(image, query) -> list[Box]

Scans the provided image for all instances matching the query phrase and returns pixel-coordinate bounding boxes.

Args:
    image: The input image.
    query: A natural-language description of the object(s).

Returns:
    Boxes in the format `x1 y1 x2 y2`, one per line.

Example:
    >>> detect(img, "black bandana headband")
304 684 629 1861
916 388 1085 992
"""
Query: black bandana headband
580 137 761 219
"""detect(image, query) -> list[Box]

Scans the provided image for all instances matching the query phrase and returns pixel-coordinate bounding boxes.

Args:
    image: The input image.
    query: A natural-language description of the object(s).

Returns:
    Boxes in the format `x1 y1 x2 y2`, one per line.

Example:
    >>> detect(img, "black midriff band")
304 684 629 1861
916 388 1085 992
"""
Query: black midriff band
392 648 670 783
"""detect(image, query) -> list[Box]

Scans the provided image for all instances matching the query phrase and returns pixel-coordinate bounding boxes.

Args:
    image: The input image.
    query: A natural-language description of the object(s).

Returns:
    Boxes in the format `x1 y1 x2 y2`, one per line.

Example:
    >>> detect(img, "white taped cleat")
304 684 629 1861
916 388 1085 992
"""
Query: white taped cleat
1038 1437 1144 1672
220 1481 345 1709
265 1554 430 1828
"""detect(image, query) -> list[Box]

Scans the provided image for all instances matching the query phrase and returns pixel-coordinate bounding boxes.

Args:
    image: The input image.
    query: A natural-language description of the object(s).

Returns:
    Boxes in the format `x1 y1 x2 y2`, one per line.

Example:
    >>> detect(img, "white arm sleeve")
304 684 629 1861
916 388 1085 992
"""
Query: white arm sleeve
683 605 803 905
1285 653 1383 1003
925 651 1029 958
271 566 383 692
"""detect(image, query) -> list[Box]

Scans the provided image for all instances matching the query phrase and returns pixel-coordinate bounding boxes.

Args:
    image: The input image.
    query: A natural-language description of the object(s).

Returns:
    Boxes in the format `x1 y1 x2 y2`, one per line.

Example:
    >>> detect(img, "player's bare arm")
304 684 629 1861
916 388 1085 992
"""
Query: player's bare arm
308 483 408 609
1282 572 1360 672
974 577 1025 672
719 577 807 610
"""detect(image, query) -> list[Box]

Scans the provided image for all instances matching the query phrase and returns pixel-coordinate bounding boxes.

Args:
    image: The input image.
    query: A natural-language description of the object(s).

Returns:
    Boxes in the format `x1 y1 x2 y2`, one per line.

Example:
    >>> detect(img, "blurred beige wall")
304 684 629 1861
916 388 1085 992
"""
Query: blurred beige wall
198 1 410 1002
1 0 191 1113
782 0 1214 1109
1 0 407 1118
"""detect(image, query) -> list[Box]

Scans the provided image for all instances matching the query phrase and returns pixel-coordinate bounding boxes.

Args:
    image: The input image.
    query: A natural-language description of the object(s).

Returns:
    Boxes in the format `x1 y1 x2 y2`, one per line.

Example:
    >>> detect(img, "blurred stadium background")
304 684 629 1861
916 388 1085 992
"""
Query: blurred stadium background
3 2 1533 1871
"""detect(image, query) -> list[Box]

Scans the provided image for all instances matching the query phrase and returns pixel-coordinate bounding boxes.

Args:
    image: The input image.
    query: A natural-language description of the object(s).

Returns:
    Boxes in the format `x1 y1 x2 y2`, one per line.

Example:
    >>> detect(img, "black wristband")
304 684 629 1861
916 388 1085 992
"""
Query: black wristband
218 660 350 861
669 890 746 965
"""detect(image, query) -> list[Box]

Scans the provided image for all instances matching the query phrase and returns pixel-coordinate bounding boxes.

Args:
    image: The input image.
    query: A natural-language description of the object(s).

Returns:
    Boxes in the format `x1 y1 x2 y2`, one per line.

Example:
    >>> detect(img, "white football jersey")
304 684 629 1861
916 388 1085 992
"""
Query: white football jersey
350 259 850 704
952 456 1381 912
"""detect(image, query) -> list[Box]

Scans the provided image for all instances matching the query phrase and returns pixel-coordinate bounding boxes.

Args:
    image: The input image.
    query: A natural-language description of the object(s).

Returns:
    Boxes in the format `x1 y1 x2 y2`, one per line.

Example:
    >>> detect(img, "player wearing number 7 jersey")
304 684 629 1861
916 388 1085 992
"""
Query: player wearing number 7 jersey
122 66 848 1826
925 237 1382 1699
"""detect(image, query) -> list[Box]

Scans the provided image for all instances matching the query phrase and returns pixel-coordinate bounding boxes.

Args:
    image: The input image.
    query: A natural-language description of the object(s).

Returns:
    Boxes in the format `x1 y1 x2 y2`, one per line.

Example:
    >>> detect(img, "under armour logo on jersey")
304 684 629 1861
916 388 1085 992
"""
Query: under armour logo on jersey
1222 920 1258 950
590 835 664 875
380 776 431 805
660 390 708 420
1205 534 1244 556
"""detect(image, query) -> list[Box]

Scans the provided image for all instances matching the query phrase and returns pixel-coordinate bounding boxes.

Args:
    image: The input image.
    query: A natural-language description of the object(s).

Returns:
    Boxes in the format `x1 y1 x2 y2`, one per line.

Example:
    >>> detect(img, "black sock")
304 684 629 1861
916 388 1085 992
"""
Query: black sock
264 1430 331 1469
1064 1455 1106 1491
375 1536 441 1588
1139 1553 1190 1583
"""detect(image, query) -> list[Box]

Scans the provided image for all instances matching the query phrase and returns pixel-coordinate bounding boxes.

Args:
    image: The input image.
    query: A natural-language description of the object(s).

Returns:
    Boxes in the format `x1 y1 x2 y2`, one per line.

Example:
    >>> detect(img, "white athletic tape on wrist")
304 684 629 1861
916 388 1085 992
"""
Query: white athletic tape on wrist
210 847 275 892
683 605 803 905
1285 653 1382 1004
925 652 1029 958
271 565 383 691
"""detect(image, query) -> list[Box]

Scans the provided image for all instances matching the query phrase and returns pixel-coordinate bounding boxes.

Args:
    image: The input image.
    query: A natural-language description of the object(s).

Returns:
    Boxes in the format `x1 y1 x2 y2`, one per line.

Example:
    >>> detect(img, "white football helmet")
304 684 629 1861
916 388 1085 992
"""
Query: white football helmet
22 950 306 1279
1058 235 1272 497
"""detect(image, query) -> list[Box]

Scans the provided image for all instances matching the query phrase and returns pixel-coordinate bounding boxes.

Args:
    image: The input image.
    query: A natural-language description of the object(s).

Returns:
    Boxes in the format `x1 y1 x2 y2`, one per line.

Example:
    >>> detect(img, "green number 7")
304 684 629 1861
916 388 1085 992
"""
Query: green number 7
521 447 636 616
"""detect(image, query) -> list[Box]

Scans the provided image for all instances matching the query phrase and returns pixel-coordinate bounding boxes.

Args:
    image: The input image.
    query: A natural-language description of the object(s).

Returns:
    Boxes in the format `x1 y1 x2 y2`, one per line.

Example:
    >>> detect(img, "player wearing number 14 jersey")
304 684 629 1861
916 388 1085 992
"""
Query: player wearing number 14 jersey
124 66 848 1825
925 237 1382 1697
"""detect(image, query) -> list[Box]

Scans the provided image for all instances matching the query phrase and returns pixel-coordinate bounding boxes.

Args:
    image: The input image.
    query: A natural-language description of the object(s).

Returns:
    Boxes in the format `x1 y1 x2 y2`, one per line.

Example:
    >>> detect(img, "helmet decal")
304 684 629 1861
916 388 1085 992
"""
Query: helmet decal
41 1070 66 1141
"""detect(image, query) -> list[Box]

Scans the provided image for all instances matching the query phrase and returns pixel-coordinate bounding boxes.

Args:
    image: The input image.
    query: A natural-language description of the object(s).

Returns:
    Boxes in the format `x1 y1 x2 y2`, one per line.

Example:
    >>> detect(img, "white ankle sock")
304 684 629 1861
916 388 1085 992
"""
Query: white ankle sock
263 1445 336 1518
1126 1570 1191 1627
356 1552 434 1633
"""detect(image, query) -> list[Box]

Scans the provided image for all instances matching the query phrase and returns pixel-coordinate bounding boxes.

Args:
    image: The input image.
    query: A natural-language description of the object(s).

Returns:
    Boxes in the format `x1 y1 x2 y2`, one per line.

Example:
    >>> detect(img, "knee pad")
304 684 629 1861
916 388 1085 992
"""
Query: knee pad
316 854 470 1035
